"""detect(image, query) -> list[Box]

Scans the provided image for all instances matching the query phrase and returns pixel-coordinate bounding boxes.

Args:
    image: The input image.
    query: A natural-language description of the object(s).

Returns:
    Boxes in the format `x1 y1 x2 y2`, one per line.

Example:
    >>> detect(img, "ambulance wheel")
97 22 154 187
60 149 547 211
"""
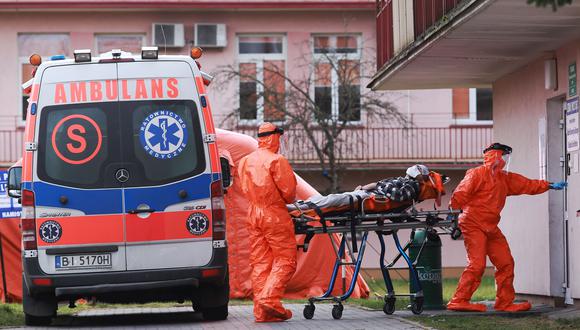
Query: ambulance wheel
22 275 56 326
201 305 228 321
411 297 424 315
451 227 462 240
383 297 396 315
303 304 315 319
24 314 52 326
331 304 343 320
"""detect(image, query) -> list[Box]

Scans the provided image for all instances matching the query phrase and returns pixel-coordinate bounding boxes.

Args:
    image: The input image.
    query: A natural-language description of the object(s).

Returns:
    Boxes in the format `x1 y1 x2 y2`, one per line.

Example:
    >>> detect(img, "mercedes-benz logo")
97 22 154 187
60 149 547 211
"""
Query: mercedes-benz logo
115 168 129 183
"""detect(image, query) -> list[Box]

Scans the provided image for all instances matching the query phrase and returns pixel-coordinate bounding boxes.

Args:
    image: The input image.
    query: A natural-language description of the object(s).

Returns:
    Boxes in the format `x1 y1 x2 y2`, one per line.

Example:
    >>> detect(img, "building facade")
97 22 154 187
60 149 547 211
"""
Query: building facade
0 0 493 274
371 0 580 305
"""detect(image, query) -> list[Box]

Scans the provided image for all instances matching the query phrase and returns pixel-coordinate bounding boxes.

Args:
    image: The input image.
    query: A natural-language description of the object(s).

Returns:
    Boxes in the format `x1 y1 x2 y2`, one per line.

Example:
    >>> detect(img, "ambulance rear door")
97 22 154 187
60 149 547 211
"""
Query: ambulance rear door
34 63 127 274
116 60 214 270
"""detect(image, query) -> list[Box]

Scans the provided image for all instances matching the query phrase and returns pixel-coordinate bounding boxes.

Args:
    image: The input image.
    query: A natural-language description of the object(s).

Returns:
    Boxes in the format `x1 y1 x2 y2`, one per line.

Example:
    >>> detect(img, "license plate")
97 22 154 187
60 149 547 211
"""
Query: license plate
55 254 112 270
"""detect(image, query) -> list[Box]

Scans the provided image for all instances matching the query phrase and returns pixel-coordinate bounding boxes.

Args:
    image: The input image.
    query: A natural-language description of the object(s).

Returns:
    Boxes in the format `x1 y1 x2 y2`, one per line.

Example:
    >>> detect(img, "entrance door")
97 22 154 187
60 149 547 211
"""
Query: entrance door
564 98 580 302
546 97 567 301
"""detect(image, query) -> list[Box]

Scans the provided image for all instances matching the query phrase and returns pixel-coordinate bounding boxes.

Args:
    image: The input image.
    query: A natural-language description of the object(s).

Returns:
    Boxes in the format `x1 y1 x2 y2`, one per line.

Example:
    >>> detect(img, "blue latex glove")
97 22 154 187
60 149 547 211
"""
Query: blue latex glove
549 181 568 190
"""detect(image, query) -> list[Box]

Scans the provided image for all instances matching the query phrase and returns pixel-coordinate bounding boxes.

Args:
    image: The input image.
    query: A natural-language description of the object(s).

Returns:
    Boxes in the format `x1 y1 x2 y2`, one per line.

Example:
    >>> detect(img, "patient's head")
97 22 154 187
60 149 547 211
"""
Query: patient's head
406 164 430 182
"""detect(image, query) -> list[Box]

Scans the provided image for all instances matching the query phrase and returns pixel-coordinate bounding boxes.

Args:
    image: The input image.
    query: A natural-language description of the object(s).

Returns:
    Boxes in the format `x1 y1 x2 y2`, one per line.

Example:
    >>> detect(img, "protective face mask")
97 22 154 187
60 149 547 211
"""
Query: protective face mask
502 154 511 172
278 134 289 157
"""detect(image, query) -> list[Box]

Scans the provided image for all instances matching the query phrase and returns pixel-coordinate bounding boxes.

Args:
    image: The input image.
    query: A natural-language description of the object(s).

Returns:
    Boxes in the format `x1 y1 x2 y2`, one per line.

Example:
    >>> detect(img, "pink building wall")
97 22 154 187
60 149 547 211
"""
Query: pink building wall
0 4 472 273
0 8 460 128
494 40 580 300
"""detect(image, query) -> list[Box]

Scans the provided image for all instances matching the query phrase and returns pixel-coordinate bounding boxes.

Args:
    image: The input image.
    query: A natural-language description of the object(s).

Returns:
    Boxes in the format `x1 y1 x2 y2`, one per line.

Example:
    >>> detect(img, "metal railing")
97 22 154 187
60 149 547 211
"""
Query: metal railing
413 0 461 38
376 0 461 69
0 116 24 166
0 121 491 166
376 0 394 69
235 126 492 165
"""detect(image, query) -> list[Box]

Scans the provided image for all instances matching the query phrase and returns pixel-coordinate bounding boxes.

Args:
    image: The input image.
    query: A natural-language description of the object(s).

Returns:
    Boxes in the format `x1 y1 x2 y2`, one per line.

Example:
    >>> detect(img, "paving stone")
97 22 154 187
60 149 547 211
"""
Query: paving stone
11 304 426 330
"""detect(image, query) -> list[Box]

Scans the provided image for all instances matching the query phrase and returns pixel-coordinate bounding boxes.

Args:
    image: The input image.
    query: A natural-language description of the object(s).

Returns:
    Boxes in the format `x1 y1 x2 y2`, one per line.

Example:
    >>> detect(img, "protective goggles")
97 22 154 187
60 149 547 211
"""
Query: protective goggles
483 142 512 155
257 127 284 137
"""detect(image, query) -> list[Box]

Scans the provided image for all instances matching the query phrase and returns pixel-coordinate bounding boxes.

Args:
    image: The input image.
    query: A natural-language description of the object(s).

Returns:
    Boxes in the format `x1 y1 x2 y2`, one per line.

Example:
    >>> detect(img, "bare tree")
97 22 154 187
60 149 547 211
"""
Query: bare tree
215 39 411 193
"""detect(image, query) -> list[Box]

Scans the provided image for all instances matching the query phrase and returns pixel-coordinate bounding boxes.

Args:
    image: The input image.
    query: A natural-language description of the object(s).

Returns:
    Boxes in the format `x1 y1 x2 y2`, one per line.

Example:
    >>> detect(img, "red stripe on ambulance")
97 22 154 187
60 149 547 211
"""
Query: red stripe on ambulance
125 210 212 242
36 215 124 247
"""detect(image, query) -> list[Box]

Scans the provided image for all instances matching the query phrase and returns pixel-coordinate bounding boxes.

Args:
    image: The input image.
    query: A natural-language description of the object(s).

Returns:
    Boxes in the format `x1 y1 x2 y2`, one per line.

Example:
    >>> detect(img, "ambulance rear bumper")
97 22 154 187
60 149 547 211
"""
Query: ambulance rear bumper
23 247 228 298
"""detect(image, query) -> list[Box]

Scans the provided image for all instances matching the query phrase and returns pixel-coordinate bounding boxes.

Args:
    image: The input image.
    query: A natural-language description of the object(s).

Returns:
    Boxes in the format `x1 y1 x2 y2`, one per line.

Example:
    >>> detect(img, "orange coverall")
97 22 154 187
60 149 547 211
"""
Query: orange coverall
238 123 297 322
448 149 549 312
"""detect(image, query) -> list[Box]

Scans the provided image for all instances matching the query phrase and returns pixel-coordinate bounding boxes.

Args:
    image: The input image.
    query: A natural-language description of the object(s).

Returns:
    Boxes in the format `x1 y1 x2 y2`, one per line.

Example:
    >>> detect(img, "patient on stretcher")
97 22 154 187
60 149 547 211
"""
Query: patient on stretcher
288 165 449 218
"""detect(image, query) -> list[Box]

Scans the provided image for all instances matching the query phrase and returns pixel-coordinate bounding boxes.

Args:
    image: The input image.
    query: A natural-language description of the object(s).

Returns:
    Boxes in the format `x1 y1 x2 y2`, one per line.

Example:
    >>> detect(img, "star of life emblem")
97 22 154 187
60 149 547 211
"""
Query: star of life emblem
139 110 188 159
186 213 209 236
39 220 62 243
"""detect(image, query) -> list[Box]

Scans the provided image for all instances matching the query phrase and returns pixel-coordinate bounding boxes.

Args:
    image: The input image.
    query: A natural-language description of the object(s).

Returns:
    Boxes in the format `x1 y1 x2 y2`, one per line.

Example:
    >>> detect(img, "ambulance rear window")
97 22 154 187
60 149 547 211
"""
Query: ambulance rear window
37 100 206 188
121 99 205 187
38 103 117 188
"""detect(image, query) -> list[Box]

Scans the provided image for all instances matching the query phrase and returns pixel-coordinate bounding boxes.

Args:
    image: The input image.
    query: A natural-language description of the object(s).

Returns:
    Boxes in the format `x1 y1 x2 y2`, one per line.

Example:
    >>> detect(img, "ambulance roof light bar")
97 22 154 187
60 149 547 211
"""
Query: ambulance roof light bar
74 49 92 63
141 46 159 60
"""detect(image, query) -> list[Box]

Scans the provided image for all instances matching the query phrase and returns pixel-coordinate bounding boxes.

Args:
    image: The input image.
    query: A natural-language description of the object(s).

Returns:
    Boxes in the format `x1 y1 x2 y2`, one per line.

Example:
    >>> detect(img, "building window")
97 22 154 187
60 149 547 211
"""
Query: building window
95 34 145 54
452 88 493 123
237 35 286 123
312 34 361 122
18 34 71 122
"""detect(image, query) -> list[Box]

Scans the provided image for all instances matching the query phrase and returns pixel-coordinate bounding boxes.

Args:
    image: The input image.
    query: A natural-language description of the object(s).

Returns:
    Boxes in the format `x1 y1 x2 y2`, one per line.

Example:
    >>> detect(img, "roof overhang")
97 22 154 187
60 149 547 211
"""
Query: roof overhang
0 1 375 11
369 0 580 90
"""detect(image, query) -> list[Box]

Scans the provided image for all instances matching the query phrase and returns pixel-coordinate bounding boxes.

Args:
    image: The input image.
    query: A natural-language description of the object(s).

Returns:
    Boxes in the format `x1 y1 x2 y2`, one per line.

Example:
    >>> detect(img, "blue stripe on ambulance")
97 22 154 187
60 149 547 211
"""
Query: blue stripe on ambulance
122 173 212 212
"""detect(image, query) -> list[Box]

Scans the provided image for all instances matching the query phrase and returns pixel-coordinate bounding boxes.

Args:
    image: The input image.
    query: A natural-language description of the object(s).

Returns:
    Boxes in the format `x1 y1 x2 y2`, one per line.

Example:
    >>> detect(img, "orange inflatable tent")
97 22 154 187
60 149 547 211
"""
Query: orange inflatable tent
0 216 22 303
216 129 369 299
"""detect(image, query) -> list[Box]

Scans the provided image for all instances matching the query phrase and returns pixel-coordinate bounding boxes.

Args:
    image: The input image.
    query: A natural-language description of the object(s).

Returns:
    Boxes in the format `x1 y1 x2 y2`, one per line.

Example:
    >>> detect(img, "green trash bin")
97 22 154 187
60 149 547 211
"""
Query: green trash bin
409 229 444 310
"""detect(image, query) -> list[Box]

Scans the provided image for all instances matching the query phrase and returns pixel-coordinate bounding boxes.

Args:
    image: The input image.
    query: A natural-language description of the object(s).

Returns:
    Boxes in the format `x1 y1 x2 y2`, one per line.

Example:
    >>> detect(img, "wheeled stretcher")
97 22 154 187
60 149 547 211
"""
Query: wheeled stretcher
291 195 461 320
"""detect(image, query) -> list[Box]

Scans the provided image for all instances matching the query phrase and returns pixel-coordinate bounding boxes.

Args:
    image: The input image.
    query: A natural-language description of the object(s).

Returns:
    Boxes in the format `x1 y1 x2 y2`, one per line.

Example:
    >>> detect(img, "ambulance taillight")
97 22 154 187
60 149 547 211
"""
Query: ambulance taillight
211 180 226 241
21 189 37 250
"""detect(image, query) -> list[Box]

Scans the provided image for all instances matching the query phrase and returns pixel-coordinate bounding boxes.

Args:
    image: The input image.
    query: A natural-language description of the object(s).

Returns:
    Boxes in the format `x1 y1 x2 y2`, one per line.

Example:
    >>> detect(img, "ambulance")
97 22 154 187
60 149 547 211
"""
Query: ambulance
6 47 231 326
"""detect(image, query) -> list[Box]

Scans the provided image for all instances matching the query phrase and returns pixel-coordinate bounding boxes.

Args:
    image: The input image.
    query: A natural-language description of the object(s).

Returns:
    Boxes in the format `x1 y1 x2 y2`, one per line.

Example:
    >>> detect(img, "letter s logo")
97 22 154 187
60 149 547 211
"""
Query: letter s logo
66 124 87 154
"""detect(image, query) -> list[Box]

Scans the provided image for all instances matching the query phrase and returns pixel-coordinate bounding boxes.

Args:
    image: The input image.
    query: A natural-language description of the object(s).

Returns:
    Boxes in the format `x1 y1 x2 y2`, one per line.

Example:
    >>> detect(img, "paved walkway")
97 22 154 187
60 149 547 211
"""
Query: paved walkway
16 304 426 330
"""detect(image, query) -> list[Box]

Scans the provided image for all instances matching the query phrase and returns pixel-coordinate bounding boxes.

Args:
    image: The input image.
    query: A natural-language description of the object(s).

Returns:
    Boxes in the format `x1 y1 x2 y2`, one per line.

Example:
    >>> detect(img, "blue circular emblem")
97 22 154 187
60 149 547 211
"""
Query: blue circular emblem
139 110 188 159
39 220 62 243
186 213 209 236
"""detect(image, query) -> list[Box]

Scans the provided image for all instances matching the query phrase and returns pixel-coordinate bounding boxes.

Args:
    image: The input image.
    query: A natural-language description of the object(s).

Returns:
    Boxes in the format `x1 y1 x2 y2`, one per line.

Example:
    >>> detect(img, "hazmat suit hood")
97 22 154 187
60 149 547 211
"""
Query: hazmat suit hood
258 123 281 153
483 149 506 174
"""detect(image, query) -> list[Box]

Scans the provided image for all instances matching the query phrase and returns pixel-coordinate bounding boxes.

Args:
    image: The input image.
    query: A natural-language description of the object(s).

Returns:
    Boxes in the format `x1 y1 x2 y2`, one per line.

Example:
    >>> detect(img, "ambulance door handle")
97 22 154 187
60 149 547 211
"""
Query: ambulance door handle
128 208 156 214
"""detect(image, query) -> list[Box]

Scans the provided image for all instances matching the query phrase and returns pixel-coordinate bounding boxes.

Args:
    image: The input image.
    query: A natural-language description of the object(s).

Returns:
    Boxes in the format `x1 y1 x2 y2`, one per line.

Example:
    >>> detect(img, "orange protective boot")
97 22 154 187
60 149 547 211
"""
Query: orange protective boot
447 301 487 312
495 302 531 312
255 308 292 322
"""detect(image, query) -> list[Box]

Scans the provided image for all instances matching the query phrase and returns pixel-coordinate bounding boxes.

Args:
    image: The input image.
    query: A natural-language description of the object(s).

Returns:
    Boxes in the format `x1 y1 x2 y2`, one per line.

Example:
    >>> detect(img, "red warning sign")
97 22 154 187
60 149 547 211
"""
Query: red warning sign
51 114 103 165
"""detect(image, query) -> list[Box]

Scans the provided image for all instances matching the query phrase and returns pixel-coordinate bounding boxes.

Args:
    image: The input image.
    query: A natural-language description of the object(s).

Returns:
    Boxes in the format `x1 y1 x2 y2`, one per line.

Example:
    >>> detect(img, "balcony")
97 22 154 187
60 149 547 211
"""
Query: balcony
372 0 580 91
375 0 463 70
0 114 491 168
235 126 492 169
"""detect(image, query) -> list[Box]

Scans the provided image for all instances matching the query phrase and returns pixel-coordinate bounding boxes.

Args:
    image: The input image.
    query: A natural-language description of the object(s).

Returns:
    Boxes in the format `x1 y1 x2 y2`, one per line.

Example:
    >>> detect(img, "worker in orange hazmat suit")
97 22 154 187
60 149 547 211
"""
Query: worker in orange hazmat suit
447 143 567 312
238 123 298 322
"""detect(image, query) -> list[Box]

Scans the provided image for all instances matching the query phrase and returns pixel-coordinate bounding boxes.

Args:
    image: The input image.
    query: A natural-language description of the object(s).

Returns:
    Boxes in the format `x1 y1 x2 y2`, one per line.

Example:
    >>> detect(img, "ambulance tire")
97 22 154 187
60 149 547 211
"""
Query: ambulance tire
24 314 52 326
22 276 56 326
201 305 228 321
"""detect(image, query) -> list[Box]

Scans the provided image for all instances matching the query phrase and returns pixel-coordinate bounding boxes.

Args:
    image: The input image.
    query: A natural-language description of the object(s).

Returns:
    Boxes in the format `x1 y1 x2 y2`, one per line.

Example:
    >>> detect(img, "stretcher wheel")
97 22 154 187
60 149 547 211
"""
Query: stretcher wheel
451 227 462 240
383 297 396 315
303 304 315 319
331 304 343 320
411 297 424 315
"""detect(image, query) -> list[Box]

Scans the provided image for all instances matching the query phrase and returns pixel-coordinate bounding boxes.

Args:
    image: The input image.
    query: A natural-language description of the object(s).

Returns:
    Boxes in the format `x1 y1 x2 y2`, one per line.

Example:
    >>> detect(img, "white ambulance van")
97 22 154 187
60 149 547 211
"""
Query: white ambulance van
6 48 231 326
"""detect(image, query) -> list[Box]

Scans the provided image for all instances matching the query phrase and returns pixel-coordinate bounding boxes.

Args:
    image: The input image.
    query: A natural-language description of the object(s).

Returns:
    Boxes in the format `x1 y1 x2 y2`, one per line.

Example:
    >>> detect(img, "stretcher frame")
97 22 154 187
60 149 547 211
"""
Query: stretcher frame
292 196 461 320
